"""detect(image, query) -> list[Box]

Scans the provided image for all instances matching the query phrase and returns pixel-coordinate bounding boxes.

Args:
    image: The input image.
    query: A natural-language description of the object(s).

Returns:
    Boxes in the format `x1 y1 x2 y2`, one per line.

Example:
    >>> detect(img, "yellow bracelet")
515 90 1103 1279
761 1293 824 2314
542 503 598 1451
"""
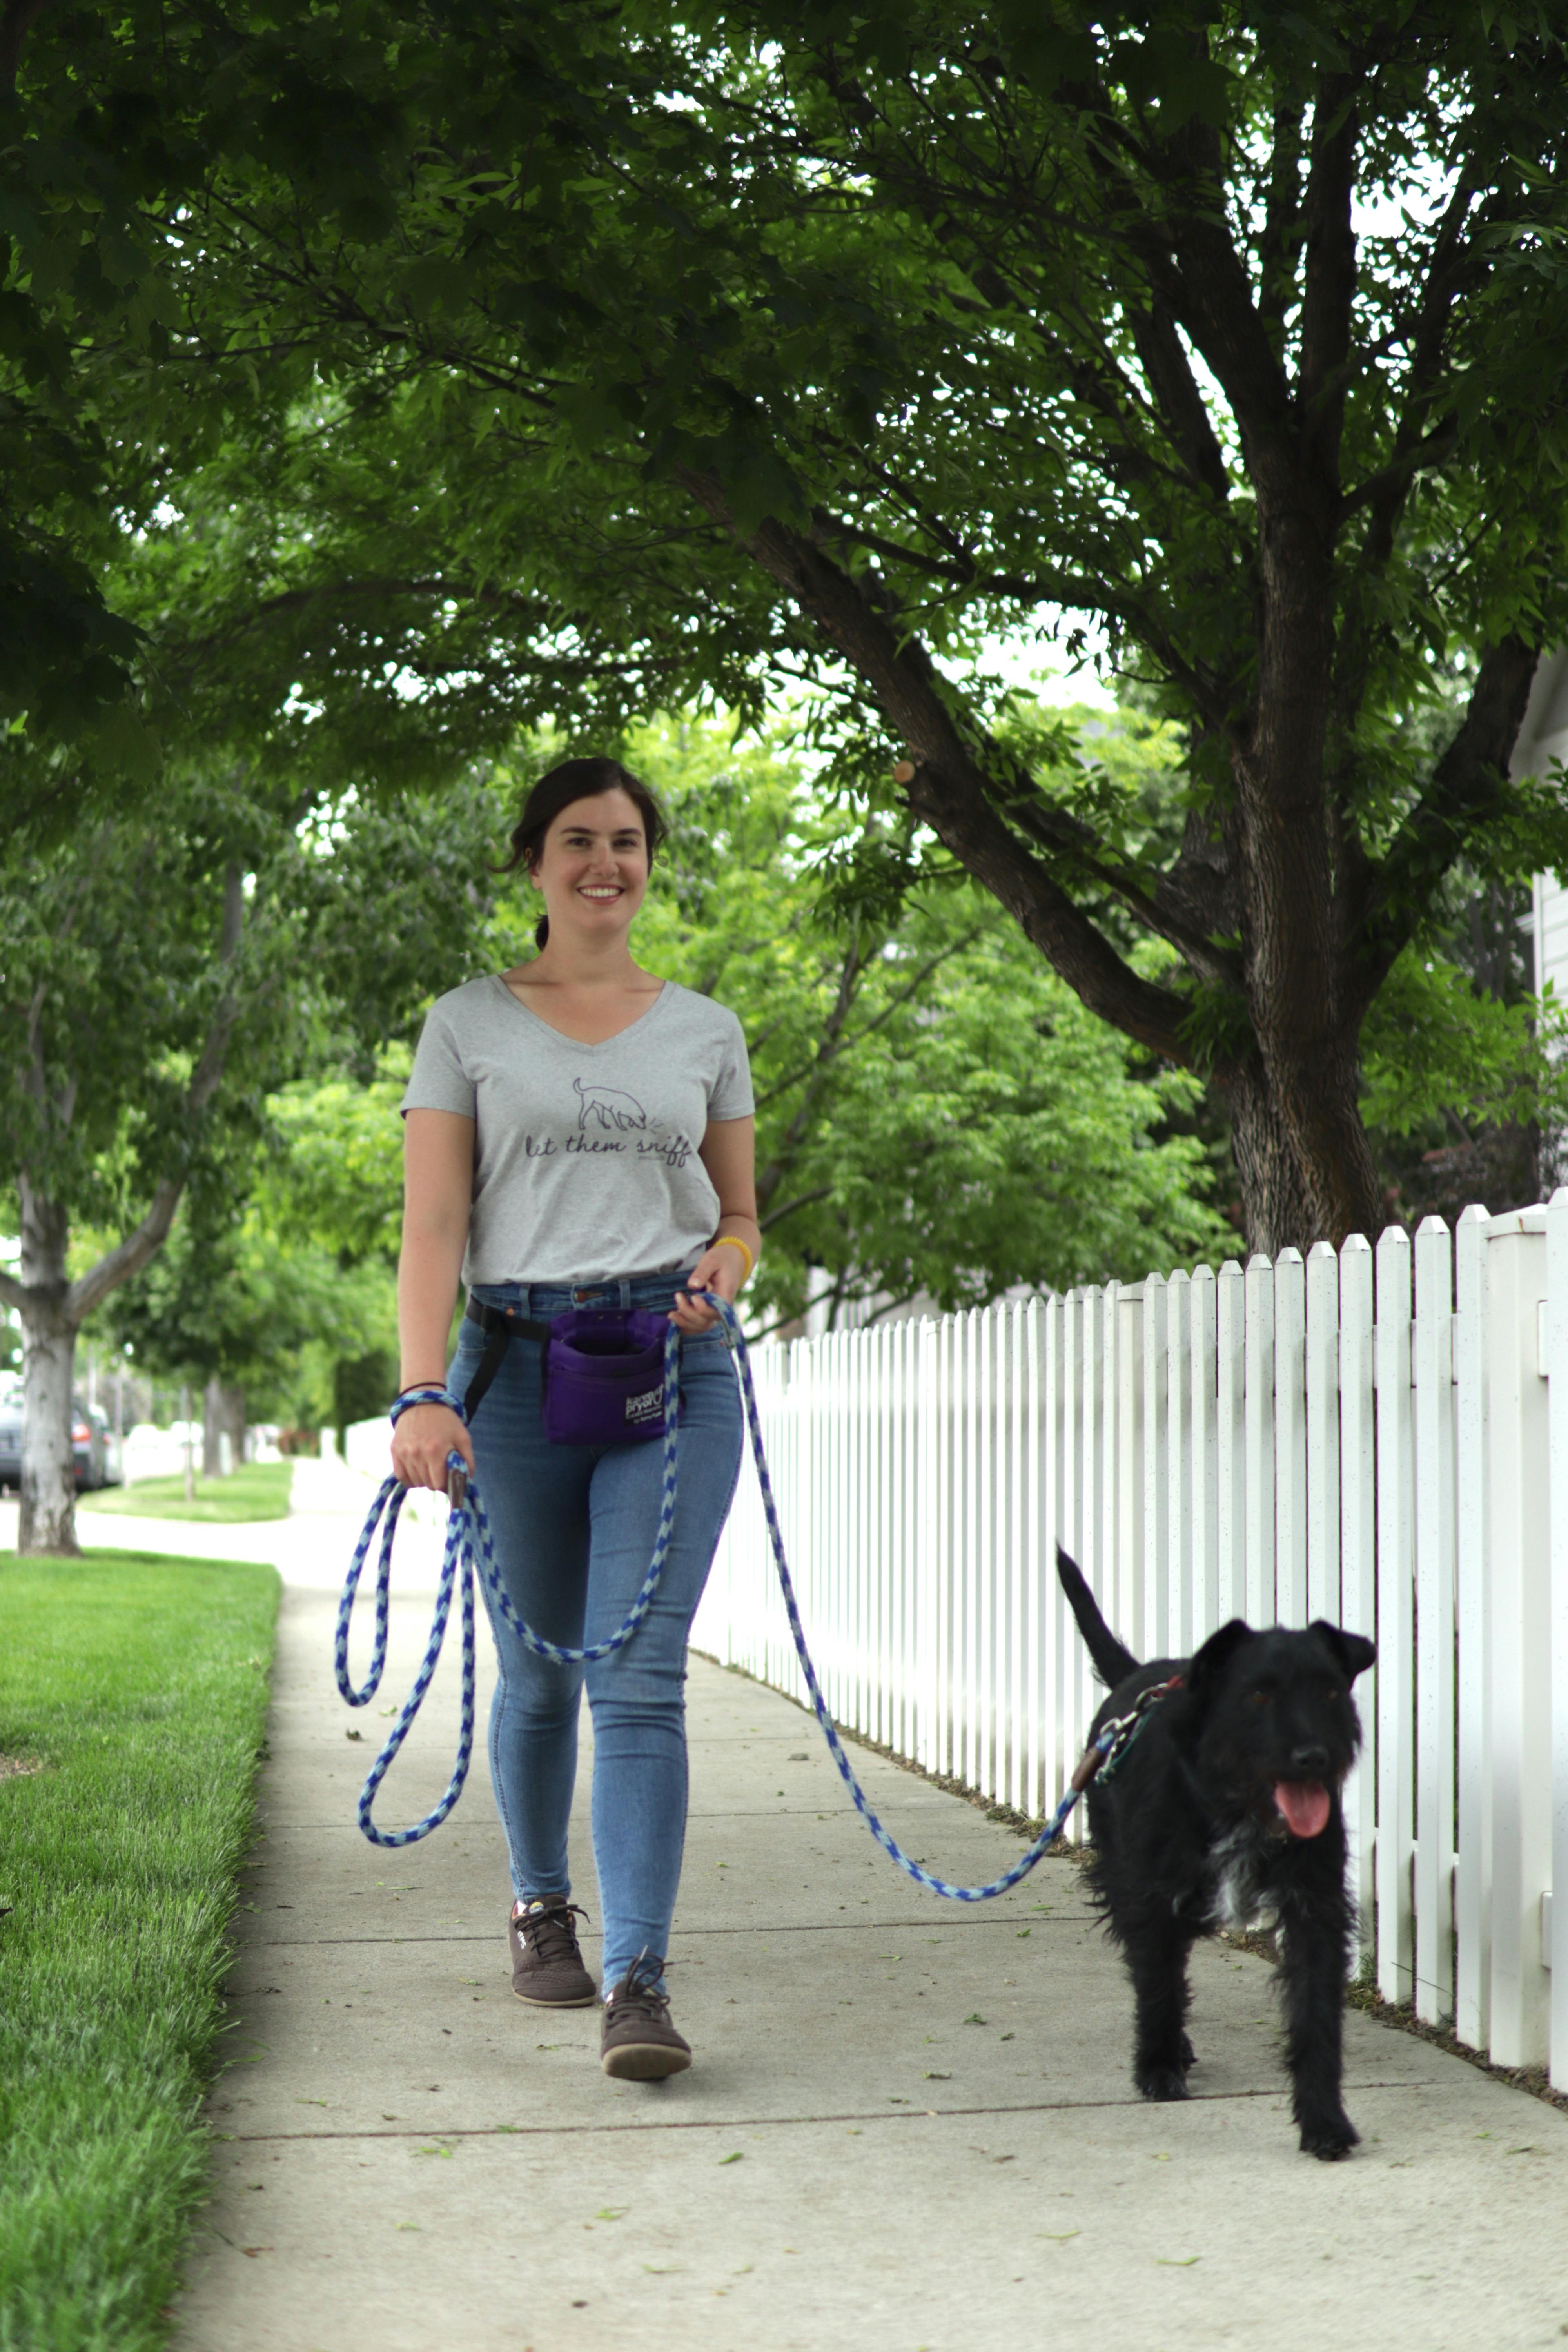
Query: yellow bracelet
713 1234 755 1281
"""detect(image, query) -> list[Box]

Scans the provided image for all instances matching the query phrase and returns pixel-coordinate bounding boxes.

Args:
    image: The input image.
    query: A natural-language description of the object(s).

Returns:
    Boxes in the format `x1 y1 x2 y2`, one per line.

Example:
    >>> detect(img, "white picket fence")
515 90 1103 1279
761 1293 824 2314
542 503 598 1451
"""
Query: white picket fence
693 1198 1568 2089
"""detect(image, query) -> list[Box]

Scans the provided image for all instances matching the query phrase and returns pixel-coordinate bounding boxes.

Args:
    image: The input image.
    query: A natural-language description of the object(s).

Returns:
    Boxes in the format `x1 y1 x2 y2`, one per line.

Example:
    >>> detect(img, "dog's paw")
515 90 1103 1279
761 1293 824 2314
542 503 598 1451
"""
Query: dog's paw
1136 2064 1191 2103
1298 2113 1359 2161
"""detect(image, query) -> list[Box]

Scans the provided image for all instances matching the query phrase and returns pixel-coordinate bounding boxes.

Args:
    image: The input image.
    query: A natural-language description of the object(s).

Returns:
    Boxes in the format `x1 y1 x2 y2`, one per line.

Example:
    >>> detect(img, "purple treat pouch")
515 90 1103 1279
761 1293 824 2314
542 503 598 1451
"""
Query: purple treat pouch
541 1309 672 1446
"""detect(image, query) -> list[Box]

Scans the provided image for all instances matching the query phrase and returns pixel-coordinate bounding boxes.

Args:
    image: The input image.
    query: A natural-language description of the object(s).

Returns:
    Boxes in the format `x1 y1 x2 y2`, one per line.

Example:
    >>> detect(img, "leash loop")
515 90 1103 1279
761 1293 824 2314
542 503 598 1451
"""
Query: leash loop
334 1323 682 1847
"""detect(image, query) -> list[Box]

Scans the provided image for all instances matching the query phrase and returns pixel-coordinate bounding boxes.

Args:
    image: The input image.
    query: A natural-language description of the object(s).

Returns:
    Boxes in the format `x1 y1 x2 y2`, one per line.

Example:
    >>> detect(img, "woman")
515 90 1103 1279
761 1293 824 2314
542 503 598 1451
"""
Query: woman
392 756 758 2080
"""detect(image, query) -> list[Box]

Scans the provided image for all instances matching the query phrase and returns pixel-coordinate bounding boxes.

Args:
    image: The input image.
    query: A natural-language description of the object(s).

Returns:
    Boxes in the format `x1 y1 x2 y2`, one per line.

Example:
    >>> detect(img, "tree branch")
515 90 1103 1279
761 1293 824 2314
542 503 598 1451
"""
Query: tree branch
758 1185 836 1234
1296 73 1360 488
67 864 247 1326
750 927 985 1113
676 471 1199 1064
1355 633 1540 996
67 1178 186 1328
1124 298 1230 502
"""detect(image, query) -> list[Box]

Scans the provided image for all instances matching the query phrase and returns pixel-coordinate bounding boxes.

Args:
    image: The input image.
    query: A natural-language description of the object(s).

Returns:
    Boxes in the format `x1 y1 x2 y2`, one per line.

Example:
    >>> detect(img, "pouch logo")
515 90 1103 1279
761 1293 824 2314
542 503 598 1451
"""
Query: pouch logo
626 1384 664 1425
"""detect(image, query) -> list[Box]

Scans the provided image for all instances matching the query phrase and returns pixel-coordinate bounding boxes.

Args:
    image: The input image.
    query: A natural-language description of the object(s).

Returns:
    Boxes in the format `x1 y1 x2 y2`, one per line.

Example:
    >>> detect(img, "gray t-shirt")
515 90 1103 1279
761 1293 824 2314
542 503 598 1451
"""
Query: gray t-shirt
401 975 754 1285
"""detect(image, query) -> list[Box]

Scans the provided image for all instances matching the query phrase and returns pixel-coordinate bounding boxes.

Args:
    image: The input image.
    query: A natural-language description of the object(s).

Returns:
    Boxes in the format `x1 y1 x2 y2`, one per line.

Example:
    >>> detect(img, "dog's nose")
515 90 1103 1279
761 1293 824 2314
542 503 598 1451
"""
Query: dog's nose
1291 1744 1330 1776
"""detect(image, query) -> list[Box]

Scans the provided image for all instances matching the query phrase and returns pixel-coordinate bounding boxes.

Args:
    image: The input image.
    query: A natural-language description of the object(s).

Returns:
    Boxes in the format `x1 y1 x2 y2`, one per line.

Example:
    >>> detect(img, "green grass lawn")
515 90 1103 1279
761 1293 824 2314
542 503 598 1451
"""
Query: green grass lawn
80 1460 294 1523
0 1552 279 2352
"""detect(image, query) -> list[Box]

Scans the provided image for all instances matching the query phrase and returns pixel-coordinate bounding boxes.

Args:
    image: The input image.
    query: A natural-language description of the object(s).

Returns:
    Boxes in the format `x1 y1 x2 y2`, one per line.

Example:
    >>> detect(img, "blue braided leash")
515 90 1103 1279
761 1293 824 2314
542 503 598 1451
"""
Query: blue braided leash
334 1324 681 1848
336 1292 1160 1887
704 1294 1138 1899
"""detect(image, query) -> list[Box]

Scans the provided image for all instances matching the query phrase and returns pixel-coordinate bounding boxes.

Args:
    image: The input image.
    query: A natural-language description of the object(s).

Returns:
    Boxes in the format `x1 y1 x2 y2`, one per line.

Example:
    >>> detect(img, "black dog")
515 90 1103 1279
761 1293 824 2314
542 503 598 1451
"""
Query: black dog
1056 1548 1375 2160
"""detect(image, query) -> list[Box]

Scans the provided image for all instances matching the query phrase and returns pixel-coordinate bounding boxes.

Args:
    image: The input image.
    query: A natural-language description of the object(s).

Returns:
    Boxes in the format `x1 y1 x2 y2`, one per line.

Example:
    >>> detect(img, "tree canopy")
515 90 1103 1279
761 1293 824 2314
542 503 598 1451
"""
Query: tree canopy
10 3 1568 1258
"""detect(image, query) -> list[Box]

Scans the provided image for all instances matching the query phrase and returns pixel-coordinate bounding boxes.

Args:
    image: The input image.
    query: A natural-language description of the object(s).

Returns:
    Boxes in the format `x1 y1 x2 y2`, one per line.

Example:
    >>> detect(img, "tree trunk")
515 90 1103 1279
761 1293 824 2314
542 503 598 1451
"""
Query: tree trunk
16 1181 79 1557
220 1382 247 1467
1221 1051 1385 1258
203 1379 225 1478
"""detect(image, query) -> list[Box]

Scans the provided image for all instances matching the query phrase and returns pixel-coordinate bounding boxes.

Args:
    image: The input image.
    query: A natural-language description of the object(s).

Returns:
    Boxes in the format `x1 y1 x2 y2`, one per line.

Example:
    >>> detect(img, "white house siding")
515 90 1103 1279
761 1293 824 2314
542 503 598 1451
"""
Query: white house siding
1521 648 1568 1003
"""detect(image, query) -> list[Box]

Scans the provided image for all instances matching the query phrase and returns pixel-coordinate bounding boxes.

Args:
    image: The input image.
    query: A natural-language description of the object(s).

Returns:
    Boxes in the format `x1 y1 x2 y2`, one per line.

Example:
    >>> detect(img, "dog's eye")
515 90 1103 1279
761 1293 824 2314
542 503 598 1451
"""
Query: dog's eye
1249 1690 1269 1707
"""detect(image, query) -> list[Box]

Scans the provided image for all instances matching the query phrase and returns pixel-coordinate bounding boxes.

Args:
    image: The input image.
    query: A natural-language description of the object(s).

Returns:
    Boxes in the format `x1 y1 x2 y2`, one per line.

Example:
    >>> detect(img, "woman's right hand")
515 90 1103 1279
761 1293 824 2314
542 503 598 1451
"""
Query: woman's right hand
391 1402 475 1494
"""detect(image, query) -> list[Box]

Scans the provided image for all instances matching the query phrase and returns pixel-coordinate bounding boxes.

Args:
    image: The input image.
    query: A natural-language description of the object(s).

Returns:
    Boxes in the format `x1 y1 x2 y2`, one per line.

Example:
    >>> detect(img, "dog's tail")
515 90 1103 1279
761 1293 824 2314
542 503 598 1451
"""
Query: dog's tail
1055 1546 1140 1686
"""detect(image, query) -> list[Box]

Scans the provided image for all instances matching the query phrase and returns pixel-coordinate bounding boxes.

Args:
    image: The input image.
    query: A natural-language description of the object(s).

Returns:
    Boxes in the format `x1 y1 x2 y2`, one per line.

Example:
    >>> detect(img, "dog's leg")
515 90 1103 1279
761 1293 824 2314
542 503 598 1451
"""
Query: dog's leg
1122 1911 1195 2100
1275 1886 1358 2160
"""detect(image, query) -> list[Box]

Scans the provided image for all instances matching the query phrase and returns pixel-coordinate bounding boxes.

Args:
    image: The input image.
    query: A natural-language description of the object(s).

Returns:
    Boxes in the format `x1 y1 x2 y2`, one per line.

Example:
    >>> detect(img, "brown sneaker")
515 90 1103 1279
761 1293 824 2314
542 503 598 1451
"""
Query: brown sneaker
508 1896 596 2007
600 1954 691 2079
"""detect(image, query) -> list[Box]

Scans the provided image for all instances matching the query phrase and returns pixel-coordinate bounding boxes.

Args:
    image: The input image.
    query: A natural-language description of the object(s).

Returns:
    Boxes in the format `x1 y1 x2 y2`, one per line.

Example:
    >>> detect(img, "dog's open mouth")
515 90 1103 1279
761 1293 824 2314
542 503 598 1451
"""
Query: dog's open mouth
1274 1780 1331 1838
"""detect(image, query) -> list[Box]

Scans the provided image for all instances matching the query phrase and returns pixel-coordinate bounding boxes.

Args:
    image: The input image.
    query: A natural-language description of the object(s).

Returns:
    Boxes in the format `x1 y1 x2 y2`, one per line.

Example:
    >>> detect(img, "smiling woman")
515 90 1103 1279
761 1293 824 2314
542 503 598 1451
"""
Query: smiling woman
390 753 761 2084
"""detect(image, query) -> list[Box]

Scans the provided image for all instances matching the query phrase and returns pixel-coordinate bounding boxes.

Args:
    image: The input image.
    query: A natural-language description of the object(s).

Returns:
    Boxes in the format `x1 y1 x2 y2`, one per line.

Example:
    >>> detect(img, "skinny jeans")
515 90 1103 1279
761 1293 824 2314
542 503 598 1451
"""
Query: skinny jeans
453 1274 743 1991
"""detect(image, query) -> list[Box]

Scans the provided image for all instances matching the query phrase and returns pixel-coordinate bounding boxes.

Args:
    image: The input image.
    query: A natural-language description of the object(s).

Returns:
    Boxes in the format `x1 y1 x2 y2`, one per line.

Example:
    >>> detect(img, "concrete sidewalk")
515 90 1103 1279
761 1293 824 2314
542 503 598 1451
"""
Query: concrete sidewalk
168 1570 1568 2352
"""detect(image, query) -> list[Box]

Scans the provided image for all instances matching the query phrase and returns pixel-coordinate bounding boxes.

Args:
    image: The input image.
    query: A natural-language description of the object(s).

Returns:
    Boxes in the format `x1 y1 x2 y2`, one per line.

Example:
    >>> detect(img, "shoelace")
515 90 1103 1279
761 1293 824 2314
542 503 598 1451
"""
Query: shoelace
606 1951 671 2016
515 1900 587 1962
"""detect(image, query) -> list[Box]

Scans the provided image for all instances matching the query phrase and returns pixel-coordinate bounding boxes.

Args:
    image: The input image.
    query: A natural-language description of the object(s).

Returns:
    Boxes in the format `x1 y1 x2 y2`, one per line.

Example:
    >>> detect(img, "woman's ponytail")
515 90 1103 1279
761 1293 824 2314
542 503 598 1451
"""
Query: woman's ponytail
535 914 550 951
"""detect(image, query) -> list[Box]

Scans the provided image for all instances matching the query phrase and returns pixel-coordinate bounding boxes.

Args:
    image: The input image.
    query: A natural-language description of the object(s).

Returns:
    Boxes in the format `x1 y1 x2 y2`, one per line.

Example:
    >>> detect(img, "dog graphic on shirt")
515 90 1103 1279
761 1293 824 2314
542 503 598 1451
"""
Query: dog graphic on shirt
574 1075 648 1134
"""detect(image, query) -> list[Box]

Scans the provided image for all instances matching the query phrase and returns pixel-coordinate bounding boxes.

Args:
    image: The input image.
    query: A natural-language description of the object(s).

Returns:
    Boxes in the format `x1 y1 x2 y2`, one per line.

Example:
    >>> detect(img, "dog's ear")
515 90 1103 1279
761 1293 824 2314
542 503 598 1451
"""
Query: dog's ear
1310 1621 1376 1683
1186 1619 1254 1696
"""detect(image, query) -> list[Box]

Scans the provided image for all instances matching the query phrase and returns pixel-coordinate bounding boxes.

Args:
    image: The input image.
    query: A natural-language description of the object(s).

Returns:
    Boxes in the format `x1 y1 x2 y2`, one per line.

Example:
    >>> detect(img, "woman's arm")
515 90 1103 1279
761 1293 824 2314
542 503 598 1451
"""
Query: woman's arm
393 1109 477 1488
673 1116 759 1335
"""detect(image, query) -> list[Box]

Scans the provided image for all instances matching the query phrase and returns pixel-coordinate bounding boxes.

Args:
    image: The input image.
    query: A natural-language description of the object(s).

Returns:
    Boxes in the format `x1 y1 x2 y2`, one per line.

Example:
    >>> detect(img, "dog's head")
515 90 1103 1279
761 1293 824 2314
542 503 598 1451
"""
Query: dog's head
1183 1618 1375 1839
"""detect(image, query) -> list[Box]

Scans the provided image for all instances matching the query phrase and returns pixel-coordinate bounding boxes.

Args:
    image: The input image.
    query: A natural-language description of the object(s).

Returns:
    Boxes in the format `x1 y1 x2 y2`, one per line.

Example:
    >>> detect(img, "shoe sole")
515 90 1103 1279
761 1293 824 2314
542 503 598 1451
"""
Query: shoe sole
601 2042 692 2080
513 1985 598 2007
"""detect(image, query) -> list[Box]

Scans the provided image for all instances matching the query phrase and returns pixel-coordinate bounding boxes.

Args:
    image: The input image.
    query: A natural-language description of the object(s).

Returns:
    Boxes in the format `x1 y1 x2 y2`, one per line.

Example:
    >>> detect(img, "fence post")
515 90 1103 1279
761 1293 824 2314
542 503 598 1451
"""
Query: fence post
1041 1294 1065 1817
1375 1224 1415 2005
1305 1241 1341 1627
1143 1273 1169 1658
1073 1287 1105 1837
1547 1190 1568 2088
1276 1249 1307 1624
1339 1234 1376 1961
1190 1265 1218 1650
1245 1254 1276 1625
1486 1209 1553 2067
1414 1216 1456 2026
1454 1206 1492 2051
1216 1261 1246 1625
917 1319 940 1776
1116 1283 1145 1658
1022 1299 1045 1820
1166 1269 1193 1657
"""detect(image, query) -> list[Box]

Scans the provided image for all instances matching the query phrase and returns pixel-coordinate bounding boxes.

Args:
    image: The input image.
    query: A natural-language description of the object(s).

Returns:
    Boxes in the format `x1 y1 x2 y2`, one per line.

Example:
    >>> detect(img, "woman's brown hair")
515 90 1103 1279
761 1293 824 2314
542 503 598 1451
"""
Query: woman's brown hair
501 757 666 950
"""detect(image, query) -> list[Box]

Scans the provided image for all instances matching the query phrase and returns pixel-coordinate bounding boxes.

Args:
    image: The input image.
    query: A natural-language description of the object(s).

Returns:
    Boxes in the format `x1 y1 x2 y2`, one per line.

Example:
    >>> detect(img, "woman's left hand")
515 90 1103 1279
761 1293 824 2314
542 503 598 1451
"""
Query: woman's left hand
671 1244 744 1334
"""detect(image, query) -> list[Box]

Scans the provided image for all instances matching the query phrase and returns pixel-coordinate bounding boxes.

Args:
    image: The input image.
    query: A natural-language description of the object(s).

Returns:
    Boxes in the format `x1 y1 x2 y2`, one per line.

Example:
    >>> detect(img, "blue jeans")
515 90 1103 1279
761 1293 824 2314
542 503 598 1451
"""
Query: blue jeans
452 1273 743 1992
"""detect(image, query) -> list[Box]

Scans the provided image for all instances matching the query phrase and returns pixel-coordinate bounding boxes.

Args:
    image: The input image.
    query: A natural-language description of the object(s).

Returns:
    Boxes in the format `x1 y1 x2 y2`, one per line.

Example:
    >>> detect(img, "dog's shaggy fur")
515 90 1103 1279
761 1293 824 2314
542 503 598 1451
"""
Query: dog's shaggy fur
1057 1547 1375 2160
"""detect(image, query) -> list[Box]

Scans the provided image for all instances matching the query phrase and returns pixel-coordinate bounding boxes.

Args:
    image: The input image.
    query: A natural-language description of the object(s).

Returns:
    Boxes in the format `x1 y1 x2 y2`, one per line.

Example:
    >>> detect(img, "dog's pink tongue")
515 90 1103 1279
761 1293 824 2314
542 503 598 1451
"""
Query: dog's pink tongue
1274 1780 1331 1838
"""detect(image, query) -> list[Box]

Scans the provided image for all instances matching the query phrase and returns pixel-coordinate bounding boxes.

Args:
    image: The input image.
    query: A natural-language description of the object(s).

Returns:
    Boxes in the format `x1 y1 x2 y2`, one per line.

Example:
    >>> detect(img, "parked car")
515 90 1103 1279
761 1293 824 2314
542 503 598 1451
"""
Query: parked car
72 1403 114 1490
0 1390 118 1491
0 1383 19 1490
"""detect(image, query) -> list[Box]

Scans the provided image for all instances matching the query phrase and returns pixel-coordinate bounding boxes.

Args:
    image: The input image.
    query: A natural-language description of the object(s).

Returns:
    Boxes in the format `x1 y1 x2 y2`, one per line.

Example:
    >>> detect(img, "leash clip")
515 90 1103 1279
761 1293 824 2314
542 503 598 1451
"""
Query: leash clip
446 1455 468 1512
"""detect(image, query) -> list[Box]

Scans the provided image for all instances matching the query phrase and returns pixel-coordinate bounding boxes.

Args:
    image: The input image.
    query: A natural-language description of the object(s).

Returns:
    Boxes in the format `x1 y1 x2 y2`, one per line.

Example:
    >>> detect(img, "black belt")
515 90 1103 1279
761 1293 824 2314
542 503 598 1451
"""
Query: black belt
461 1299 551 1423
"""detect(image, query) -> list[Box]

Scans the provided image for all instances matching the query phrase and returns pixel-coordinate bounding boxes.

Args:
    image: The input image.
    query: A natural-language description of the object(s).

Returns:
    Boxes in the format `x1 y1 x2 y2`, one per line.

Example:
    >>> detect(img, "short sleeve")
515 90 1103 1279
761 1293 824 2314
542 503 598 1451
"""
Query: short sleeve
706 1007 755 1122
401 1001 477 1119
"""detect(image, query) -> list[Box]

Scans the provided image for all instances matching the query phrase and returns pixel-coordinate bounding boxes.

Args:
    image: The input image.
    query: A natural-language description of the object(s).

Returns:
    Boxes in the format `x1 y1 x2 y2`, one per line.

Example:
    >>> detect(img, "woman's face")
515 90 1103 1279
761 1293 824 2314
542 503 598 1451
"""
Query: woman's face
529 788 650 938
